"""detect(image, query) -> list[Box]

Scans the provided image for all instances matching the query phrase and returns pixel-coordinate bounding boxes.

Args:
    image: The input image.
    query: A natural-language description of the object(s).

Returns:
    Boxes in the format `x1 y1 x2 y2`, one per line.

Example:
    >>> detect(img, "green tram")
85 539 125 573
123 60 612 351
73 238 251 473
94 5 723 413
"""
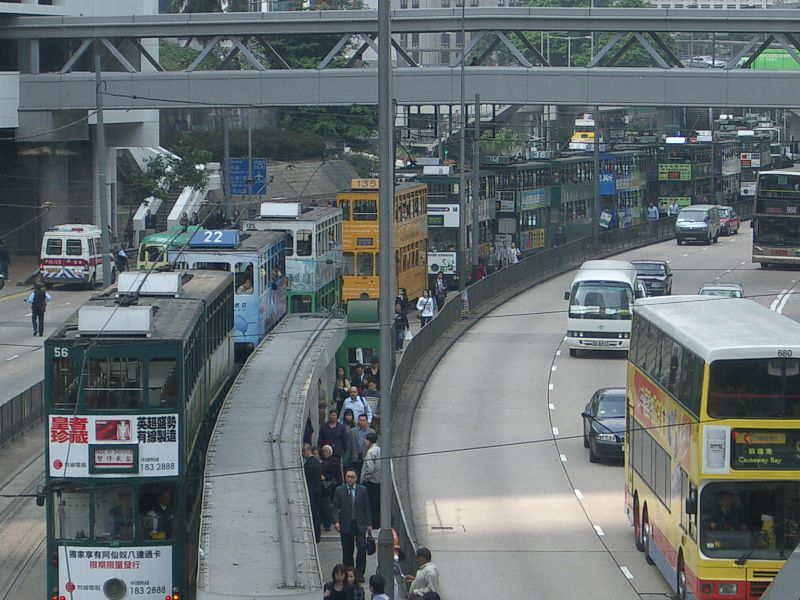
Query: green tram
43 270 234 600
656 141 713 210
136 225 203 271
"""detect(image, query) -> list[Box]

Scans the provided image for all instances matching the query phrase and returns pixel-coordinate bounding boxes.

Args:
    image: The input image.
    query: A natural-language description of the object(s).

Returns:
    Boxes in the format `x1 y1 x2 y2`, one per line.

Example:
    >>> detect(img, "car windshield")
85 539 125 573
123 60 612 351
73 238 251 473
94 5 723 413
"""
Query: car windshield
634 263 666 276
678 211 706 222
700 287 743 299
569 282 633 320
718 208 731 218
700 482 800 561
597 394 625 419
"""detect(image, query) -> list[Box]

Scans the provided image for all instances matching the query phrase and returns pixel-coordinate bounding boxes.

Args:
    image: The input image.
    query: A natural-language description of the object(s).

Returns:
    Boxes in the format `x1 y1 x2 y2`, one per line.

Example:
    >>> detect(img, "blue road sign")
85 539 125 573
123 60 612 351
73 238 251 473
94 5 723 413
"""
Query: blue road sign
228 158 269 196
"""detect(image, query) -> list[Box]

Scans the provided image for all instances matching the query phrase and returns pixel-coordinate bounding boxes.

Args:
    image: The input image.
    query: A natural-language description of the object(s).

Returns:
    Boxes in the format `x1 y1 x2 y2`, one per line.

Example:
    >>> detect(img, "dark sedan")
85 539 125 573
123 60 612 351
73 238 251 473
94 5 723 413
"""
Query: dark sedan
582 387 626 463
631 260 673 296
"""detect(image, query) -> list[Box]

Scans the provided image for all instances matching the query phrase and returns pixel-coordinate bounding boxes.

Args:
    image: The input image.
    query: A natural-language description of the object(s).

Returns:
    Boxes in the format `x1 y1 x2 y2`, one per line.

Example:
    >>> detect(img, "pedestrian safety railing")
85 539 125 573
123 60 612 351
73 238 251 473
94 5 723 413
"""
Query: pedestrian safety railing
389 208 748 578
0 381 43 446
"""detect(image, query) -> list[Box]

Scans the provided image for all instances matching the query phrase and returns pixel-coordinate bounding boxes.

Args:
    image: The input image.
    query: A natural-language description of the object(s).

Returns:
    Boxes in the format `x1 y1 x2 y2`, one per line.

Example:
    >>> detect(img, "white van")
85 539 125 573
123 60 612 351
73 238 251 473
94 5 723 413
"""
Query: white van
564 259 646 356
40 224 112 288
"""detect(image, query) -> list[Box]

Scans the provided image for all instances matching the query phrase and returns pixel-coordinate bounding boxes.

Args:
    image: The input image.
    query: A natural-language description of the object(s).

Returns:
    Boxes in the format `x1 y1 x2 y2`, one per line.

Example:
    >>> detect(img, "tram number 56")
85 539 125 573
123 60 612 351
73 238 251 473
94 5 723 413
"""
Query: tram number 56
54 347 69 358
777 349 793 358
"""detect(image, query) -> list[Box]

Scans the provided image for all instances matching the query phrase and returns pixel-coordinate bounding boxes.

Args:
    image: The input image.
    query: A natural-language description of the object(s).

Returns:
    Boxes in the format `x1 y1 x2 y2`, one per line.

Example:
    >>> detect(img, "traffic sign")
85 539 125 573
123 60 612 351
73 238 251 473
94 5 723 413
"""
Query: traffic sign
228 158 269 196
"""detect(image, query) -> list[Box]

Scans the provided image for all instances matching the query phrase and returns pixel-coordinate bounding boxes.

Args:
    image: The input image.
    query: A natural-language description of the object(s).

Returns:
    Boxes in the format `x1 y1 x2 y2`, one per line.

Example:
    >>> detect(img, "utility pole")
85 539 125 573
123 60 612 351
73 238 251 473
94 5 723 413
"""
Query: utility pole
377 0 396 594
223 111 231 220
458 0 467 292
471 94 480 280
95 55 111 288
593 105 601 251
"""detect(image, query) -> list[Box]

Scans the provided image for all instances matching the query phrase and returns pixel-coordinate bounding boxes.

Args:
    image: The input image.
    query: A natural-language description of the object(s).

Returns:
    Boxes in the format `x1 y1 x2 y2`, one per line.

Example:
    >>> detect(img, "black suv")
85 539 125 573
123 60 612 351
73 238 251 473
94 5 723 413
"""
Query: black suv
631 260 673 296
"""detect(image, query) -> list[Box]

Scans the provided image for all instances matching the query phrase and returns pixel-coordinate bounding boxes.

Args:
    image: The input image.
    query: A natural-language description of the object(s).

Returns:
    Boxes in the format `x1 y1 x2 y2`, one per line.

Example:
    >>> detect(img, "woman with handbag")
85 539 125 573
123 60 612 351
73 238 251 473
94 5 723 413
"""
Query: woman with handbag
416 289 435 327
393 302 410 352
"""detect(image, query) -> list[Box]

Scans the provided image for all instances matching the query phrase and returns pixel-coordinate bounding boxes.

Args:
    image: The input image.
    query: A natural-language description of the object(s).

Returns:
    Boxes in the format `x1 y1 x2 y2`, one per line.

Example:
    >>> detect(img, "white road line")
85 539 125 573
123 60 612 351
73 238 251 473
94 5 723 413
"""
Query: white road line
552 427 559 436
702 247 709 251
725 269 732 274
771 290 787 312
778 291 793 314
549 403 555 410
24 312 31 317
551 365 557 372
560 454 567 462
594 525 605 536
740 261 747 265
548 383 554 391
682 253 689 257
6 355 19 361
574 489 584 499
556 350 561 356
620 566 634 580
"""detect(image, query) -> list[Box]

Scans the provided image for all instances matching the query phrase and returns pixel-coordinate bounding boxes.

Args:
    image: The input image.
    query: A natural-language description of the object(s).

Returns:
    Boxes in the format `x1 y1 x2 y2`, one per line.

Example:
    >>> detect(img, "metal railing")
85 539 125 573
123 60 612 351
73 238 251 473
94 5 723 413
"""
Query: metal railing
389 216 689 578
0 381 43 446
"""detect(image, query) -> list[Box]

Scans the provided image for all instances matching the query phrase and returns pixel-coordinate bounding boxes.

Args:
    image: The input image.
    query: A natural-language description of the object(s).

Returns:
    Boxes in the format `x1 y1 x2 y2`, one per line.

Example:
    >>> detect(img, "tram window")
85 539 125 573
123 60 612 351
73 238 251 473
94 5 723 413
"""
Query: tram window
194 261 229 272
235 262 254 294
84 358 143 410
50 357 78 407
285 230 294 257
353 199 378 221
148 359 178 407
95 485 135 541
357 253 374 276
291 295 313 313
46 238 62 255
340 199 350 221
53 490 90 540
297 230 312 256
375 252 380 276
342 253 355 276
140 483 176 541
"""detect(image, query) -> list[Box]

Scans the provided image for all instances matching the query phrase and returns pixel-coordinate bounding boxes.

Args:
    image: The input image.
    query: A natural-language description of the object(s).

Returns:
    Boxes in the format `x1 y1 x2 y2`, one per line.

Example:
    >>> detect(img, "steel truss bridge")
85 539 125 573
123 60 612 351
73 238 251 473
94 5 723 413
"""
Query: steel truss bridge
5 8 800 110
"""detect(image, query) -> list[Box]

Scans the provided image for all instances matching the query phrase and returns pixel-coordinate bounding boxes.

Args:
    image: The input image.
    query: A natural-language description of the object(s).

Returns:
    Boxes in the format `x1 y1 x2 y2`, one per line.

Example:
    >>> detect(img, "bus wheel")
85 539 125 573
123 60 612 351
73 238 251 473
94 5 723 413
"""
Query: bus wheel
677 554 687 600
634 495 644 551
642 508 655 565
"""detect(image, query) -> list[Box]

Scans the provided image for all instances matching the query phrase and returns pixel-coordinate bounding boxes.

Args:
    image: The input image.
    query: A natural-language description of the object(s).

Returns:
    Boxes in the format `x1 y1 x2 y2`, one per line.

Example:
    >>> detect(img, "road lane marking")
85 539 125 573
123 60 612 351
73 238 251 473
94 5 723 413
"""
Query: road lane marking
740 261 747 265
552 427 559 436
549 403 555 410
556 350 561 356
574 489 583 499
620 566 634 579
594 525 605 536
682 253 689 257
551 365 557 371
24 312 31 317
6 355 19 361
560 454 567 462
548 383 554 391
778 291 793 314
771 290 787 312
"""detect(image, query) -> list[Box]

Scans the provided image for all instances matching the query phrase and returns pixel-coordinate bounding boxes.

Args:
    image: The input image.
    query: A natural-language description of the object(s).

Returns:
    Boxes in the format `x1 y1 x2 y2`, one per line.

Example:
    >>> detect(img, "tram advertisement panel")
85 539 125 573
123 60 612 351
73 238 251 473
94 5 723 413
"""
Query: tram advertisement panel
58 546 171 600
48 414 179 477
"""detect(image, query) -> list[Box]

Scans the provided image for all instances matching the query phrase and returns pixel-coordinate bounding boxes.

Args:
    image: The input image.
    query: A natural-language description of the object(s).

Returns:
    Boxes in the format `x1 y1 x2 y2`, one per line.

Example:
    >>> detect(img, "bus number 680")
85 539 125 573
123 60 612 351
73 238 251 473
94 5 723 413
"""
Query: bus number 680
778 349 793 358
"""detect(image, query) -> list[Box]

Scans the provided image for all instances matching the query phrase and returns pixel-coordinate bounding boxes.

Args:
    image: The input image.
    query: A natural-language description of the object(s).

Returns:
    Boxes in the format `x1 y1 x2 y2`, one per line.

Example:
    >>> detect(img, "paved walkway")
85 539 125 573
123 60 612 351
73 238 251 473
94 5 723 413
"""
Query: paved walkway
0 254 39 299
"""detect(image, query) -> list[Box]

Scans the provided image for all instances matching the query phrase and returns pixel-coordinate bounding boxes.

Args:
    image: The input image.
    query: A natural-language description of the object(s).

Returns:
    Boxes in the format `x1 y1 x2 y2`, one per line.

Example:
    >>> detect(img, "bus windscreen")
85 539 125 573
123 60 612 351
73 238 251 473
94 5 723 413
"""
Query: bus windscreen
569 283 632 319
708 358 800 419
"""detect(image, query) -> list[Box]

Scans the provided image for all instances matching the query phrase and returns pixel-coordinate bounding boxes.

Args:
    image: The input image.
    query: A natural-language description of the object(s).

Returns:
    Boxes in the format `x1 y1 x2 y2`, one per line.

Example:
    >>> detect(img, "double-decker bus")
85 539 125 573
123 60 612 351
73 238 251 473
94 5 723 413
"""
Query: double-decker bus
243 202 342 313
336 179 428 303
736 133 772 201
752 168 800 268
626 296 800 600
43 270 234 600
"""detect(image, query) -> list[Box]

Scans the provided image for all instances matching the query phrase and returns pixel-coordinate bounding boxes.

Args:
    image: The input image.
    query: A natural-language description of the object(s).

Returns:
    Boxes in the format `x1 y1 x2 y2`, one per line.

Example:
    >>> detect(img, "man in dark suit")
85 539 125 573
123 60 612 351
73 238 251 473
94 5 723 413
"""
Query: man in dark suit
303 443 323 543
332 467 372 580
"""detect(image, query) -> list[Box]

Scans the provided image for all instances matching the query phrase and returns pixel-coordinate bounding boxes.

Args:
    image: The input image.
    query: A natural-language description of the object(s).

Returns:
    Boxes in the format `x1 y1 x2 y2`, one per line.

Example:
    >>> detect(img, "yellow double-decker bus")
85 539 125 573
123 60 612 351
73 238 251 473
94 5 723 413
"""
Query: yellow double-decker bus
626 296 800 600
337 179 428 304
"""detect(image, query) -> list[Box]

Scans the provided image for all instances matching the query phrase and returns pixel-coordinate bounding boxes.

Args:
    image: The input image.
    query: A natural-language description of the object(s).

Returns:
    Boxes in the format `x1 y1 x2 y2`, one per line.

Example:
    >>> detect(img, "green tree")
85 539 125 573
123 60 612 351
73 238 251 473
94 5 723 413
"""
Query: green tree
130 147 213 204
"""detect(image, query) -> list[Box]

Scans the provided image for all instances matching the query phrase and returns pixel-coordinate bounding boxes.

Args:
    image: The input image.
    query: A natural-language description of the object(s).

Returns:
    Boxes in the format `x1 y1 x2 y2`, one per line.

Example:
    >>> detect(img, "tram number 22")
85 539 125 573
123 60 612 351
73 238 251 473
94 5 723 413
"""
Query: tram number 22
54 347 69 358
131 586 166 596
778 349 793 358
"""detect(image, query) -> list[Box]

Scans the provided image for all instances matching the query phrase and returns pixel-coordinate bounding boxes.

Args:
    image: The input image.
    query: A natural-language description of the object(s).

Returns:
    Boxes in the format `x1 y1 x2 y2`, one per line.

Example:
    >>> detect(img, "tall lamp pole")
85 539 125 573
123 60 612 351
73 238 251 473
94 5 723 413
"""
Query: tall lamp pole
458 0 467 292
377 0 396 594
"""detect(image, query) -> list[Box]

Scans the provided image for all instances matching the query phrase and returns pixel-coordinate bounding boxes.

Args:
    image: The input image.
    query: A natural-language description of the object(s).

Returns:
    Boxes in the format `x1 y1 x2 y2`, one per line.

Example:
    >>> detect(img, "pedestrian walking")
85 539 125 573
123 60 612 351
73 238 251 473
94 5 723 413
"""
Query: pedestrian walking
124 217 134 249
179 212 189 231
332 469 372 582
360 433 381 529
323 564 349 600
320 445 342 530
345 566 366 599
433 272 447 311
405 548 440 599
361 381 381 433
302 443 323 543
510 241 521 264
320 409 347 458
393 303 410 352
144 208 156 230
476 258 487 280
189 211 200 226
343 414 374 476
25 283 51 337
366 356 380 390
334 367 351 412
0 239 10 279
116 246 128 273
395 287 409 313
667 200 680 217
340 387 372 425
416 289 435 327
369 574 390 600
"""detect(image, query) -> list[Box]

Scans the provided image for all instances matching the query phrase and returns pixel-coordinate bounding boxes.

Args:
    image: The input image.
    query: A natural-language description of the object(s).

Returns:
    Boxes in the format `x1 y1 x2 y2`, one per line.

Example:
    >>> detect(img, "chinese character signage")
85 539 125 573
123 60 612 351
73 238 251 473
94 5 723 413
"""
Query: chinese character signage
658 164 692 181
59 546 171 600
48 414 179 478
731 429 800 470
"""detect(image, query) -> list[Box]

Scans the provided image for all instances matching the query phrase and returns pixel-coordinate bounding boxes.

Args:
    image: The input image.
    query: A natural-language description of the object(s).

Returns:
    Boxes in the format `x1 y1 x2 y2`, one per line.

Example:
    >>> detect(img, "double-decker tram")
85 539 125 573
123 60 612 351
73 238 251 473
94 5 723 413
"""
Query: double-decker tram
43 270 234 600
337 179 428 303
626 296 800 600
243 201 342 313
656 141 714 212
167 228 287 358
752 168 800 268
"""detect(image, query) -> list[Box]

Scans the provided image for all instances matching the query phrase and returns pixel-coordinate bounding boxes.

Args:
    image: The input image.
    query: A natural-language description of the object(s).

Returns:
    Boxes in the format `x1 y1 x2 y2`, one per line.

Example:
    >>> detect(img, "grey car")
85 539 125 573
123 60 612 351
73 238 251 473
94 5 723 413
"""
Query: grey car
698 282 745 298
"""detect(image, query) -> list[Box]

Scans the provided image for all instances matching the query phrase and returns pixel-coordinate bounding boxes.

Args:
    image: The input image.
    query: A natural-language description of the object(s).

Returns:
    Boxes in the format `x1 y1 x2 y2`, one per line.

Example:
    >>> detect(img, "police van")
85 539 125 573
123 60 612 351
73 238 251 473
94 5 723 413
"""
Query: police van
39 224 112 288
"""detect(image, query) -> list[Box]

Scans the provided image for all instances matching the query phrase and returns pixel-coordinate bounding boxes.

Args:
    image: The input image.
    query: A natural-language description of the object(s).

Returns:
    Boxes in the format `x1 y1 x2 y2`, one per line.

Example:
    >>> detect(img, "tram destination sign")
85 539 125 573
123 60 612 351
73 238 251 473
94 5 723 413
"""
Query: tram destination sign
731 429 800 470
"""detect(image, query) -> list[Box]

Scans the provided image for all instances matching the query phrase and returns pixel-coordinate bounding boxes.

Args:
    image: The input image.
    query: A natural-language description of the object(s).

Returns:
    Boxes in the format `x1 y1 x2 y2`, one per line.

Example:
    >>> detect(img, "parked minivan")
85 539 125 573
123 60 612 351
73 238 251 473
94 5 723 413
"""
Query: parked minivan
675 205 721 245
